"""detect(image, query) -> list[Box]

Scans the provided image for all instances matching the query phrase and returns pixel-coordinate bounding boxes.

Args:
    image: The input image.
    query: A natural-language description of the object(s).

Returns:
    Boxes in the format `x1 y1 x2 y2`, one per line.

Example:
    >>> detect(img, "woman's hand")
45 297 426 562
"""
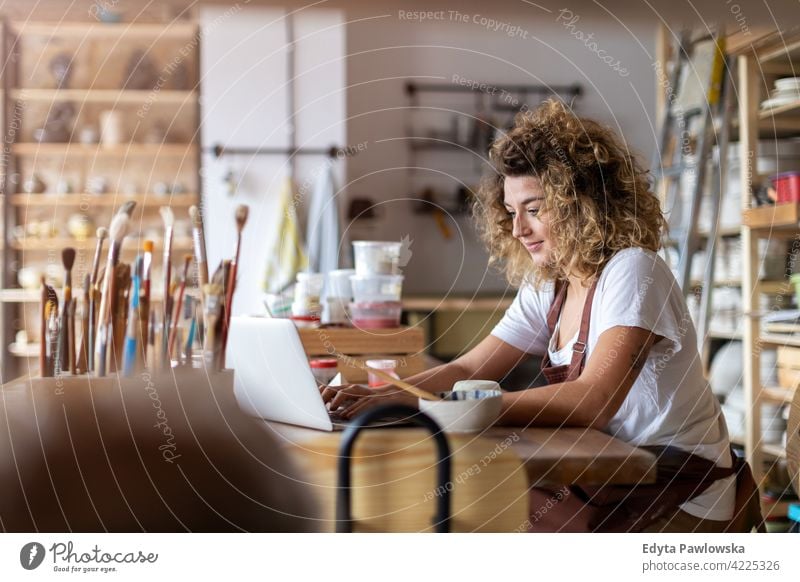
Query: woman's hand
319 383 417 419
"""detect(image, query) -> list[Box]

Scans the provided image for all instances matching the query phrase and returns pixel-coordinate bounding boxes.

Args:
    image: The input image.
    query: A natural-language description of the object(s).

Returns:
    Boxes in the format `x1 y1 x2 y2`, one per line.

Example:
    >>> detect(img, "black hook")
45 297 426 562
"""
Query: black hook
335 404 451 533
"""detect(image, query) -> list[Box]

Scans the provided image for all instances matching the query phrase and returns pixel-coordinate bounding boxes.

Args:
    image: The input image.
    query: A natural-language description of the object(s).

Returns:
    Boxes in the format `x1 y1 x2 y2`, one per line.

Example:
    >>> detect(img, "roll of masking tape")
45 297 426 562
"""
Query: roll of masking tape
452 379 501 392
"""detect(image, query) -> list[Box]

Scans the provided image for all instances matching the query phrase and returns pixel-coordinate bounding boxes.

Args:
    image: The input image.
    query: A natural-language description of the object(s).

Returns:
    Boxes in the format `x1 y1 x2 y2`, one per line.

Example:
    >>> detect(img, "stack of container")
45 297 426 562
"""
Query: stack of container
349 241 404 329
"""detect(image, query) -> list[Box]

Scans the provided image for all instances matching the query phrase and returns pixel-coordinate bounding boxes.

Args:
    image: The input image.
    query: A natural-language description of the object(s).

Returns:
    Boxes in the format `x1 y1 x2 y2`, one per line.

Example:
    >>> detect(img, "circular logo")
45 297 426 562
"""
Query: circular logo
20 542 46 570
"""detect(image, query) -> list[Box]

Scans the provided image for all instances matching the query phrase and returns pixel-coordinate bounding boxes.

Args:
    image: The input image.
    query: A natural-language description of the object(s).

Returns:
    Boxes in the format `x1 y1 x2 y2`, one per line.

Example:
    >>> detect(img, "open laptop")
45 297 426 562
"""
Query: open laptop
226 316 413 431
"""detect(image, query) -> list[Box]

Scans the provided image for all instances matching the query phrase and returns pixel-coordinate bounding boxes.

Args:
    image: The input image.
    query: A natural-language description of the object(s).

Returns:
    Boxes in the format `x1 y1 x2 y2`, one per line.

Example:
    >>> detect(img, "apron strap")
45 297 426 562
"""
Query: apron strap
566 278 599 381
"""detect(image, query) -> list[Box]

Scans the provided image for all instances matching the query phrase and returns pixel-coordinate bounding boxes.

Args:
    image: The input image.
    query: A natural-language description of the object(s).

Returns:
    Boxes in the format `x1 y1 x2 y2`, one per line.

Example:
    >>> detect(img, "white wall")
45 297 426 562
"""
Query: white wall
342 2 660 294
200 0 798 297
200 5 346 315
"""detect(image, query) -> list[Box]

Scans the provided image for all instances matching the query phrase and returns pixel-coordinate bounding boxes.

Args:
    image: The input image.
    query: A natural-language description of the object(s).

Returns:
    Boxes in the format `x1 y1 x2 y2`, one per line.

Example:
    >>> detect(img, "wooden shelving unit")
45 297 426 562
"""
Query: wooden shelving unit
0 17 202 377
738 32 800 490
8 193 198 207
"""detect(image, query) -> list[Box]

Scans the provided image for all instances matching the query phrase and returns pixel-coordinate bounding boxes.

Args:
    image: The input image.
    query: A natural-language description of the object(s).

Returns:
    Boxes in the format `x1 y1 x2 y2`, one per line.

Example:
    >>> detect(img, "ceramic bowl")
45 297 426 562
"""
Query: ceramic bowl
419 389 503 433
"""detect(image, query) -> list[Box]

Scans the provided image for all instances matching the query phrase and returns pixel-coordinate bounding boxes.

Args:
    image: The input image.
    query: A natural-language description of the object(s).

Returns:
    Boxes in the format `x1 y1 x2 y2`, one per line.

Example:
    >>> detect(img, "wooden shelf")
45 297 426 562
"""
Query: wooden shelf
708 330 742 340
403 295 514 312
759 100 800 119
689 279 792 293
0 288 192 304
761 443 787 459
10 89 197 105
9 193 197 207
11 21 197 39
742 203 800 232
759 334 800 347
8 238 193 252
9 343 38 358
761 385 796 404
12 143 197 158
757 32 800 64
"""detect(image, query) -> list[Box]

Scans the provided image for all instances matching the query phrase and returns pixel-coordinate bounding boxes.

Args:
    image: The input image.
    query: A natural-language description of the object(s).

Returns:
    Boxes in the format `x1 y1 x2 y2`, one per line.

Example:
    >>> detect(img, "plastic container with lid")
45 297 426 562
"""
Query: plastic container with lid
771 171 800 203
353 241 402 276
365 358 399 388
326 269 356 298
349 301 402 329
293 272 323 320
309 358 338 385
350 274 403 303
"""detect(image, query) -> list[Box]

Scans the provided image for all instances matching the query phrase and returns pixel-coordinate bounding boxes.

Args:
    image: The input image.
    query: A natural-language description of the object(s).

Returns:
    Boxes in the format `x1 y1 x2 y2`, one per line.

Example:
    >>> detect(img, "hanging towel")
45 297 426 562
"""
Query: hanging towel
306 163 348 274
264 177 307 294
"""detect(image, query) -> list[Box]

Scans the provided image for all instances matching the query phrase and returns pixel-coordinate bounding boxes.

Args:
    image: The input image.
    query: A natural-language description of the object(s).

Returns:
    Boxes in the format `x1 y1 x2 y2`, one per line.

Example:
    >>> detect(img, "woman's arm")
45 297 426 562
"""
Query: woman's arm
498 325 660 428
402 334 533 393
324 334 533 417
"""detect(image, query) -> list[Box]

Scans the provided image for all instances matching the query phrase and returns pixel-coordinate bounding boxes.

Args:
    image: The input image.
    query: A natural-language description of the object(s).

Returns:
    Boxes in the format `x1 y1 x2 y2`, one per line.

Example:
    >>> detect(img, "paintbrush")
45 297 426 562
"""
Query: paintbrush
202 283 223 369
48 308 59 377
57 248 76 374
189 205 209 289
118 200 137 218
87 227 108 372
334 354 441 401
140 240 153 366
111 263 131 373
95 212 131 376
67 300 77 375
217 260 232 369
76 273 90 373
224 205 249 340
122 269 140 376
159 206 174 364
44 284 59 377
39 276 48 376
168 254 192 359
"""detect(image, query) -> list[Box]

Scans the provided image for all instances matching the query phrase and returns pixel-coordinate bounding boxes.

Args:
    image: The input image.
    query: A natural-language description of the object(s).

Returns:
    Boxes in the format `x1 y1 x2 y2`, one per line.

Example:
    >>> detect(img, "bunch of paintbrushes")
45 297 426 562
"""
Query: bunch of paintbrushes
38 202 250 378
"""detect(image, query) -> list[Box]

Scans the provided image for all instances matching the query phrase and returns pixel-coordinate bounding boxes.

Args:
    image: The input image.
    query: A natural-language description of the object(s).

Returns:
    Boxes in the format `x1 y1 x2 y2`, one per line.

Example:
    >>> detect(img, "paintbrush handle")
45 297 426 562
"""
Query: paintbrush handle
68 303 76 374
40 285 48 377
57 301 69 374
168 282 187 359
336 355 439 401
78 302 90 373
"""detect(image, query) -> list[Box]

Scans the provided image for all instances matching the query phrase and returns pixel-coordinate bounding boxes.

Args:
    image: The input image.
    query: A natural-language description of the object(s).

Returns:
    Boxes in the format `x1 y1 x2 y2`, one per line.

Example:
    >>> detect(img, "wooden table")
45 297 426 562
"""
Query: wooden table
264 421 656 532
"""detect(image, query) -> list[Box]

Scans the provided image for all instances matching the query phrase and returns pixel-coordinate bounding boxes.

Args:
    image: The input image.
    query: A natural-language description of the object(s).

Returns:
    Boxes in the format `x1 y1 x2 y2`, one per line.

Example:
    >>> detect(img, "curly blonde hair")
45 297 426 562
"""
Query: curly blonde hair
474 99 665 287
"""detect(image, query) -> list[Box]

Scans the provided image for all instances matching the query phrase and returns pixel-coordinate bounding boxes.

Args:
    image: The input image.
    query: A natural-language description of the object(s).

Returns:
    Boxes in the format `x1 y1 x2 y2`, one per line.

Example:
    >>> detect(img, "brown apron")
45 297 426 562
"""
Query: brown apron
527 279 763 532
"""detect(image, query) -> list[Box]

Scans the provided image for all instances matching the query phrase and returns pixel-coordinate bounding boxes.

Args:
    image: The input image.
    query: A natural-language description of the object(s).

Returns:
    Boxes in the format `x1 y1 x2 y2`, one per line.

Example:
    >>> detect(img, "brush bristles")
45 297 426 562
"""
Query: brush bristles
96 227 108 240
159 206 174 227
235 204 249 230
62 247 76 270
119 201 137 217
109 213 130 242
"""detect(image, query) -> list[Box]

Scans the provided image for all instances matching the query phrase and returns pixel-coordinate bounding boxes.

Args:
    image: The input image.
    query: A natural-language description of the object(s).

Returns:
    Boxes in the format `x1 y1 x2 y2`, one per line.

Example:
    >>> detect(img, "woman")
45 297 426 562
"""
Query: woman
322 100 757 532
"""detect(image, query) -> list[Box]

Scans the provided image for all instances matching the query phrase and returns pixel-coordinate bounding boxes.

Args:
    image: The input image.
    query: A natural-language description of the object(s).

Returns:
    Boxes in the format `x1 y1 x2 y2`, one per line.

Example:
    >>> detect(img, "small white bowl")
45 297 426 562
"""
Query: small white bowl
419 389 503 433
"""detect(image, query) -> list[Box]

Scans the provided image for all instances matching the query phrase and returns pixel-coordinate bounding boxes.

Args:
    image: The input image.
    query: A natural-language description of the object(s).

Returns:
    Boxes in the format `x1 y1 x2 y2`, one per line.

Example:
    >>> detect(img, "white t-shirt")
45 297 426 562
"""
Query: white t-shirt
491 247 736 521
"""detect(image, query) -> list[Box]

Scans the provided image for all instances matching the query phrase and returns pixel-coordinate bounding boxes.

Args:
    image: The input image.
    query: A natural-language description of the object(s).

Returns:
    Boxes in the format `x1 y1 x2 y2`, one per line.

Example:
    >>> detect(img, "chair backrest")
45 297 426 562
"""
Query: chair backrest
788 383 800 498
298 428 529 532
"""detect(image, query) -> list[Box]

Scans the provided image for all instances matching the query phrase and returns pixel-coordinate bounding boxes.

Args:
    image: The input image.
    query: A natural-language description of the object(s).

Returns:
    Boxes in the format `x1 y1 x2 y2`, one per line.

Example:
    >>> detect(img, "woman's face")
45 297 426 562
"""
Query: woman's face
503 175 552 266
